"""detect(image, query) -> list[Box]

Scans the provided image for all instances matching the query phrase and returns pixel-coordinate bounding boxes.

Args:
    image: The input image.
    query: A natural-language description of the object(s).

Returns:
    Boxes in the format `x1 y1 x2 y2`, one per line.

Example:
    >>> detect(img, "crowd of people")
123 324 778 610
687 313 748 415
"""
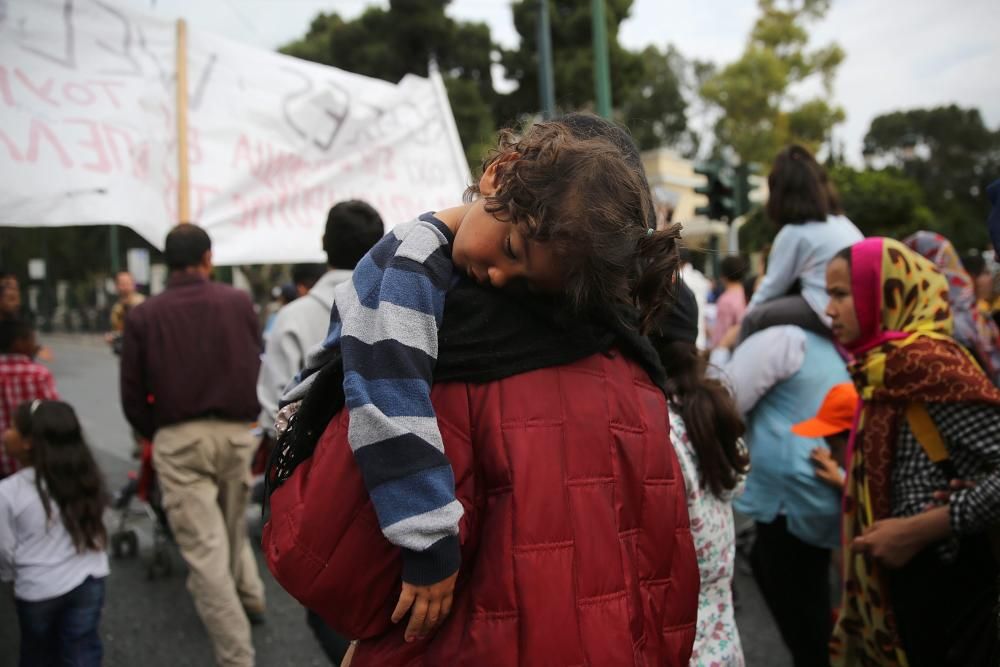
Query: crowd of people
680 146 1000 667
1 112 999 667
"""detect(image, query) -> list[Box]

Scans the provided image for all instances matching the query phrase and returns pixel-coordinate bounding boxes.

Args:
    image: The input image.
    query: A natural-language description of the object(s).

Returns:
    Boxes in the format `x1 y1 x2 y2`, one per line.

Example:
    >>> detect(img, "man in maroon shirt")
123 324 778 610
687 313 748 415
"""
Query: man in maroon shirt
120 224 264 667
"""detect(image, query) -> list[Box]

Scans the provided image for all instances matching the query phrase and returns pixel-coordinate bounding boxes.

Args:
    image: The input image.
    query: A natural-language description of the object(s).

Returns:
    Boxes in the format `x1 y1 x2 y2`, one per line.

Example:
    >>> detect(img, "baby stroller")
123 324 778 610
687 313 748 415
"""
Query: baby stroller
110 438 174 579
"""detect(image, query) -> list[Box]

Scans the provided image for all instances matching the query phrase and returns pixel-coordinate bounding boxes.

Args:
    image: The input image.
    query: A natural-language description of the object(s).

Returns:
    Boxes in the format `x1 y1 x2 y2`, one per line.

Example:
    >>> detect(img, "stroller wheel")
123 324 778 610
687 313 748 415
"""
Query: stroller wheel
147 548 173 580
111 530 139 559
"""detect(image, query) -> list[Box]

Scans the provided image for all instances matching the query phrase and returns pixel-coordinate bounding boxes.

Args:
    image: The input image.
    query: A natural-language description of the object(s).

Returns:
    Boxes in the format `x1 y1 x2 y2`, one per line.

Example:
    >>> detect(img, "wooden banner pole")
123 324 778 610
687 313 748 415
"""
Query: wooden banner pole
175 18 191 222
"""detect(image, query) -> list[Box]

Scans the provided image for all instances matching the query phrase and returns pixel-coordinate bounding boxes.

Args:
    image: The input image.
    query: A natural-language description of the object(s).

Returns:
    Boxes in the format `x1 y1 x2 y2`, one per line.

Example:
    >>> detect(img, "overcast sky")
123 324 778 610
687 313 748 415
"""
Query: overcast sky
124 0 1000 163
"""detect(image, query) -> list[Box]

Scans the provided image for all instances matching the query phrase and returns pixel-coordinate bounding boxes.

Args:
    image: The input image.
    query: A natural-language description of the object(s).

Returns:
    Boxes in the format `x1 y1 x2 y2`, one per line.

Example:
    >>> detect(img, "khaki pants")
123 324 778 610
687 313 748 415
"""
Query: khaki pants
153 419 265 667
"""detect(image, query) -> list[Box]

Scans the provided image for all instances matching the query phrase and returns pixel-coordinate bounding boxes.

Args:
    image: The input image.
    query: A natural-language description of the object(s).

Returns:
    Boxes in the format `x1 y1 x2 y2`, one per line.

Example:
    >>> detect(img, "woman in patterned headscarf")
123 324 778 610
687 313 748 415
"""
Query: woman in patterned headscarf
903 230 1000 384
825 237 1000 667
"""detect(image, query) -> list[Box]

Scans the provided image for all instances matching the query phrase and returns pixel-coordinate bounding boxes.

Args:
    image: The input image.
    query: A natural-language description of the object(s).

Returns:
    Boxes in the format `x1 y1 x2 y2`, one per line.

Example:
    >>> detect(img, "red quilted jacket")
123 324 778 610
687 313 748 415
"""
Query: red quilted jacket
264 351 698 666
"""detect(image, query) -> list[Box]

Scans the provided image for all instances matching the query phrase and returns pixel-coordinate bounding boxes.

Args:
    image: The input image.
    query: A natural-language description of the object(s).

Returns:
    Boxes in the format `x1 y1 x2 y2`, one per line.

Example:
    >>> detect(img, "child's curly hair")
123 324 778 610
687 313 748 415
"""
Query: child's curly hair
466 114 682 333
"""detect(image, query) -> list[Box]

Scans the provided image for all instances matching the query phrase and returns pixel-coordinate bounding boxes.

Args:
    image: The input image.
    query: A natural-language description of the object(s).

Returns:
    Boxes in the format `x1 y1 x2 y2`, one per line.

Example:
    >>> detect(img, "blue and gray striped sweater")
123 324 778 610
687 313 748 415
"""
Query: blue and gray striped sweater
283 213 463 584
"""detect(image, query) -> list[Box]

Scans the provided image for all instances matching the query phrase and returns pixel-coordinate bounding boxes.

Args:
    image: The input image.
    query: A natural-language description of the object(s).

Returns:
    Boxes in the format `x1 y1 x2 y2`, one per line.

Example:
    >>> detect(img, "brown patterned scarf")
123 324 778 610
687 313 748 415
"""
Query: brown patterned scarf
857 336 1000 522
832 238 1000 666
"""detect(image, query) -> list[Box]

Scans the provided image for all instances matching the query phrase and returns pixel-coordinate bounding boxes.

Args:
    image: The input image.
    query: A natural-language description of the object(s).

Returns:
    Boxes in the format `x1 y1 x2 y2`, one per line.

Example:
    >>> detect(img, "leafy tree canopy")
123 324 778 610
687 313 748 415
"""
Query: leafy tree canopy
830 165 935 240
497 0 689 151
700 0 845 163
281 1 692 158
499 1 639 118
863 105 1000 250
620 45 690 151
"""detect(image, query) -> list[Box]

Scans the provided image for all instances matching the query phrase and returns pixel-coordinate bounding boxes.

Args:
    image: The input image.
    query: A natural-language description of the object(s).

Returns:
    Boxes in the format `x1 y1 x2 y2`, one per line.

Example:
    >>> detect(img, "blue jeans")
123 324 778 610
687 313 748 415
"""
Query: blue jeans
15 575 105 667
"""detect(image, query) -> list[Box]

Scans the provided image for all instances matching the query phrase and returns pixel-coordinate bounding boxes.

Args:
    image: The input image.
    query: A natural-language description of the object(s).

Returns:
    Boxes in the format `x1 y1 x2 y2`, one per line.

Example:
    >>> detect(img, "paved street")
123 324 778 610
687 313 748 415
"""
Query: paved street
1 335 792 666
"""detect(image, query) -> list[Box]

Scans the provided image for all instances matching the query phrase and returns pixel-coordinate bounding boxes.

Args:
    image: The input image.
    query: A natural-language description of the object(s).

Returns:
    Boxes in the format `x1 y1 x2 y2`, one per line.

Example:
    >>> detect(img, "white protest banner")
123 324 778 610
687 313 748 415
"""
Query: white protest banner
0 0 177 244
0 0 472 265
186 27 471 264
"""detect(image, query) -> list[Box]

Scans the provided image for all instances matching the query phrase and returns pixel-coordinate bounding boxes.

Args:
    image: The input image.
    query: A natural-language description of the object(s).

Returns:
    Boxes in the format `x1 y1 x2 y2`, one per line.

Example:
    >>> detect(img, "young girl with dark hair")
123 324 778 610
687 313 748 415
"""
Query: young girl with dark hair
650 282 748 666
0 399 109 666
739 144 862 341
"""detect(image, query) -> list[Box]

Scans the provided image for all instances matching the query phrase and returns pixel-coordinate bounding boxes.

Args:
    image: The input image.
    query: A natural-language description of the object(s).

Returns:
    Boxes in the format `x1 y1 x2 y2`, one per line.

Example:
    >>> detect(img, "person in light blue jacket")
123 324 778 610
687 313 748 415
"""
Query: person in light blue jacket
712 324 847 667
739 144 862 342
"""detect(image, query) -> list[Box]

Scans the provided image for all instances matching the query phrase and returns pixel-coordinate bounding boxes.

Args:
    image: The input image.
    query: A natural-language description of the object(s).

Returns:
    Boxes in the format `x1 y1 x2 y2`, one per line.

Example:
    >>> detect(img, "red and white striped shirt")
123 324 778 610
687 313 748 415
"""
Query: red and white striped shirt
0 354 59 478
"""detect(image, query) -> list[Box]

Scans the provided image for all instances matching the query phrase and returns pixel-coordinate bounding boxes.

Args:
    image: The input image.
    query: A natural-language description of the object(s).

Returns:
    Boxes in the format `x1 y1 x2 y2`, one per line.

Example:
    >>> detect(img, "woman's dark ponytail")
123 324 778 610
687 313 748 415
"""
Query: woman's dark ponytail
634 222 683 334
653 340 749 498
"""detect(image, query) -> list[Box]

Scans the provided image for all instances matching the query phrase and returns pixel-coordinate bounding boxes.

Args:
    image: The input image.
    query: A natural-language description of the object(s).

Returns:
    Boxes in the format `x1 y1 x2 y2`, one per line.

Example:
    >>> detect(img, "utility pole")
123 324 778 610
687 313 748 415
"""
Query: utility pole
109 225 120 274
537 0 556 119
591 0 612 118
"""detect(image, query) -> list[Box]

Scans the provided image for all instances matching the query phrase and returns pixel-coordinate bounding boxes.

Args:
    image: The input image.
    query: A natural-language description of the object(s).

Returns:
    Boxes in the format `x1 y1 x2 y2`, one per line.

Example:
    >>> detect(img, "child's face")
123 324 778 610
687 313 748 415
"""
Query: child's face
12 332 38 358
2 425 30 465
451 165 564 293
0 285 20 316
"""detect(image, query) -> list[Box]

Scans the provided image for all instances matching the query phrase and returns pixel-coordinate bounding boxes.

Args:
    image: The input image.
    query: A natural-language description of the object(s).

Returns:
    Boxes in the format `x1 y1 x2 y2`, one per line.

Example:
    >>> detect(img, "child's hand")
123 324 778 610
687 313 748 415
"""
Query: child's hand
810 447 845 490
341 641 356 667
391 572 458 643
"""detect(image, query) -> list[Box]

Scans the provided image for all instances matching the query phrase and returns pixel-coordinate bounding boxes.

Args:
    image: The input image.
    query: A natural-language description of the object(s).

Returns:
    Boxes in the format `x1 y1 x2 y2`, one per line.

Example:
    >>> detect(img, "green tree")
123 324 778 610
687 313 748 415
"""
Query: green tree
280 0 497 166
700 0 845 164
497 1 688 150
862 105 1000 250
620 46 689 151
829 165 935 239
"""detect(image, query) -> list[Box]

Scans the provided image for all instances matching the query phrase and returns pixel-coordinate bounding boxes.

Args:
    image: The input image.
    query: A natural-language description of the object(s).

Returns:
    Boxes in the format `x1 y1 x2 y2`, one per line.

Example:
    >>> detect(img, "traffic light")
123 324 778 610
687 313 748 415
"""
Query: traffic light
696 161 763 221
694 161 735 222
743 163 767 211
733 163 761 219
693 161 716 219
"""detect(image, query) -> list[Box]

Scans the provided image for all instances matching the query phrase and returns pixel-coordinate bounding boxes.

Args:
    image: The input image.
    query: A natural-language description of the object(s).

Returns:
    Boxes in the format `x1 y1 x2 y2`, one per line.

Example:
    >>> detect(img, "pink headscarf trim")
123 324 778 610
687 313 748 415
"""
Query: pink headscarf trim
845 237 909 356
841 238 910 484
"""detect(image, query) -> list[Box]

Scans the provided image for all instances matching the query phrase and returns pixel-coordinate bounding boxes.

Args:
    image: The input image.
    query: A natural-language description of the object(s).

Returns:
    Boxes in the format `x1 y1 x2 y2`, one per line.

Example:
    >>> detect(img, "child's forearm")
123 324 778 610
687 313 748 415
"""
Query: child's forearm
344 364 463 585
339 214 464 586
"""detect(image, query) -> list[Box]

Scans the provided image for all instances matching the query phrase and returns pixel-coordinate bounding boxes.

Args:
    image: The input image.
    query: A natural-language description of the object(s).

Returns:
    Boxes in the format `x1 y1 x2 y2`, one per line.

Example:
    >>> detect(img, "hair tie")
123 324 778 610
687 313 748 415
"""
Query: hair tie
30 399 41 415
646 227 655 238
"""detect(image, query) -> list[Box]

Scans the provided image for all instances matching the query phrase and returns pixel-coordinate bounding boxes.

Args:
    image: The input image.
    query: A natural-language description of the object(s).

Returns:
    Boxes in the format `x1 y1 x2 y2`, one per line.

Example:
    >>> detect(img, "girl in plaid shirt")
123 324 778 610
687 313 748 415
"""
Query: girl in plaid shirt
0 319 59 479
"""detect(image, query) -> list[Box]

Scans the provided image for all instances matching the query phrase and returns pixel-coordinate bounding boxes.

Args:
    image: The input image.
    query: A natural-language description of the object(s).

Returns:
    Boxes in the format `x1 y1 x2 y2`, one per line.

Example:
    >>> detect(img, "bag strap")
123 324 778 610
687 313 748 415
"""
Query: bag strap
306 292 329 310
907 402 1000 565
905 403 959 480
